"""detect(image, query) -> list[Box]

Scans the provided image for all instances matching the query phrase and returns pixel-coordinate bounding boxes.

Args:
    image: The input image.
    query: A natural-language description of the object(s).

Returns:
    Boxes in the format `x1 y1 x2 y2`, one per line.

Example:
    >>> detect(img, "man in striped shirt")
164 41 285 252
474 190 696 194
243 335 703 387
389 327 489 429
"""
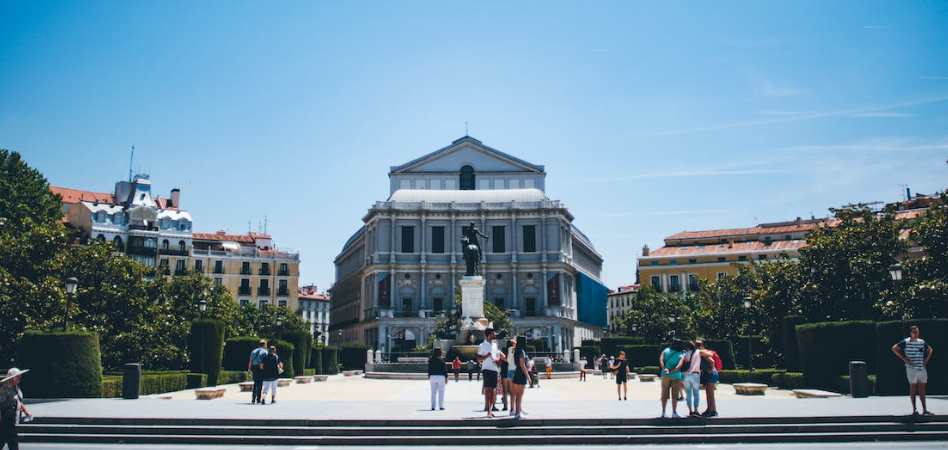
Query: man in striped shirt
892 326 934 416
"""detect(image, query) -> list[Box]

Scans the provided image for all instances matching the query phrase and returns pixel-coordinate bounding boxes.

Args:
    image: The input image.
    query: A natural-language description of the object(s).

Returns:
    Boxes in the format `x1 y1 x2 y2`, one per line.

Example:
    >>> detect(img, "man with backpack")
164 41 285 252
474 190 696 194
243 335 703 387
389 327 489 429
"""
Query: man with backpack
892 325 934 416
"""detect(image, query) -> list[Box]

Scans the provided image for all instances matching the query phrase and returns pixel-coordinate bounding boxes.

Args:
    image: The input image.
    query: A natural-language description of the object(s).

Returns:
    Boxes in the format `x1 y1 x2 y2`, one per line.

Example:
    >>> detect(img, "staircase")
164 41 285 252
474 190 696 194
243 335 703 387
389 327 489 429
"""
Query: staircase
20 415 948 445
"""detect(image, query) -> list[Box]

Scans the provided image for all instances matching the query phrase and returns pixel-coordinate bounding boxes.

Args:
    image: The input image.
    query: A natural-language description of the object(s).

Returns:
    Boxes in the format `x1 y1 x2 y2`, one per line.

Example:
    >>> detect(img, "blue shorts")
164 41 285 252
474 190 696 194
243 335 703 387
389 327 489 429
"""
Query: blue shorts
701 370 719 384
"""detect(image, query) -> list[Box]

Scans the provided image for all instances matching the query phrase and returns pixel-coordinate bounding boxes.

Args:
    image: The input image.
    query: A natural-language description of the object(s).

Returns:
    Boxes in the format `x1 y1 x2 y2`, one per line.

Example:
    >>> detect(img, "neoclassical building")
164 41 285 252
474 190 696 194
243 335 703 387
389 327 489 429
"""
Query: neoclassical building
331 136 608 354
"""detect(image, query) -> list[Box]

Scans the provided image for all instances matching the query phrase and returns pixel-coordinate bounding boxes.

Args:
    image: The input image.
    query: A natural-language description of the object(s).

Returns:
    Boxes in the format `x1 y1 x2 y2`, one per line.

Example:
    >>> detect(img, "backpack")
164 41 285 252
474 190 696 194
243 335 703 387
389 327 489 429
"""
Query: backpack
711 351 723 371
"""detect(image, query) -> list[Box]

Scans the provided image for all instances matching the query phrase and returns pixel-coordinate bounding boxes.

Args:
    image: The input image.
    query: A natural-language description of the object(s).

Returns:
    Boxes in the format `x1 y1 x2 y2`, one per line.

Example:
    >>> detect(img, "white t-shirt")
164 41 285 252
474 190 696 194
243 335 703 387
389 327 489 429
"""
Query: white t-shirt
478 340 500 372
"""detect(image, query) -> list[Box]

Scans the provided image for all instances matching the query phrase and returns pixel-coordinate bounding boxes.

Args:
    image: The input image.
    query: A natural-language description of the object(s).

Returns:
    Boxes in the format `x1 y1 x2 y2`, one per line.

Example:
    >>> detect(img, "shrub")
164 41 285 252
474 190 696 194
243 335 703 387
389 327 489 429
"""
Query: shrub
340 344 372 370
875 319 948 395
772 372 806 390
102 376 122 398
634 366 661 375
616 345 662 368
222 336 263 371
310 347 323 374
217 370 250 385
321 347 339 375
140 373 188 394
270 339 295 378
578 346 601 369
279 330 313 376
188 319 225 386
186 373 207 389
598 337 645 356
703 340 736 370
302 368 316 376
734 335 771 369
834 374 877 395
717 369 785 385
797 321 876 390
18 330 102 398
783 316 806 372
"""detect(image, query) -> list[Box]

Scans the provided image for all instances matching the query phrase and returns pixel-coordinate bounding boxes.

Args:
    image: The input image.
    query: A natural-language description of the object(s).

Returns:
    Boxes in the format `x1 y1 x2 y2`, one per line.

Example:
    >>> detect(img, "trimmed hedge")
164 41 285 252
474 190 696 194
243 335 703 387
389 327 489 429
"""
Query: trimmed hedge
189 319 225 386
783 316 806 372
340 344 372 370
616 345 662 368
772 372 806 390
734 335 769 369
186 373 207 389
797 320 877 390
634 366 661 375
217 370 250 385
597 337 645 357
100 372 192 398
717 369 785 386
279 330 313 376
222 336 264 371
302 368 316 376
834 374 877 395
579 346 601 369
703 340 736 370
875 319 948 395
310 347 323 374
270 339 296 378
102 376 121 398
18 330 102 398
321 347 339 375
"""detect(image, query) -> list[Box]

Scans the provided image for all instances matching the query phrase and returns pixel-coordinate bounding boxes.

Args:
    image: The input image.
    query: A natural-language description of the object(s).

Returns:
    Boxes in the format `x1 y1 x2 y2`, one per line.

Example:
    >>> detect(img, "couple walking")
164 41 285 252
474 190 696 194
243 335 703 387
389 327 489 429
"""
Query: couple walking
247 339 284 405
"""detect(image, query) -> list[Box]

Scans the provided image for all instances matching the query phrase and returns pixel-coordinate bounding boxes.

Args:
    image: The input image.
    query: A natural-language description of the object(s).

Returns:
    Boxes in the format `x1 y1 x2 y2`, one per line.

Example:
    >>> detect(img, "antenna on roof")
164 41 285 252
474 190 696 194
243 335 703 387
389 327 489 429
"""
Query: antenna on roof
248 221 251 233
129 145 135 182
465 122 469 137
264 215 267 234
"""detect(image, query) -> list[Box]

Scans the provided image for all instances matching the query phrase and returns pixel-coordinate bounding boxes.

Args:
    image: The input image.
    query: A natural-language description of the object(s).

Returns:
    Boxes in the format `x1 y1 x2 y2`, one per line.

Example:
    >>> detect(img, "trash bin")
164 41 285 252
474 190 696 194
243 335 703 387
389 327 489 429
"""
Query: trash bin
849 361 869 398
123 363 141 400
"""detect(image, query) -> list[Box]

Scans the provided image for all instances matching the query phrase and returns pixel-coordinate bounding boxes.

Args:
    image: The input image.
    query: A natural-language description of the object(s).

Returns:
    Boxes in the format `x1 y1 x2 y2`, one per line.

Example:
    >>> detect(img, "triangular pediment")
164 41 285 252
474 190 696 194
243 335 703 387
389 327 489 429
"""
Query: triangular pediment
390 137 545 174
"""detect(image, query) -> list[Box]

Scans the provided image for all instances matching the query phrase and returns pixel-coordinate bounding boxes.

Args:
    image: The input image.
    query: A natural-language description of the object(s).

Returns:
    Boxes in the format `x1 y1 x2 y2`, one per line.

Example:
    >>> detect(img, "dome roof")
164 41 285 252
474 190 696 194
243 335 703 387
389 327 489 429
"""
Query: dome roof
387 188 549 203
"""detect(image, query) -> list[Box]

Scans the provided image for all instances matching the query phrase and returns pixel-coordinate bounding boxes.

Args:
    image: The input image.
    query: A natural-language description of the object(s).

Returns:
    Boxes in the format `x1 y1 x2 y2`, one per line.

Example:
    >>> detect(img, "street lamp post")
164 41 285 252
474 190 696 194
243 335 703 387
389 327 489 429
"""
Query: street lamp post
64 277 78 331
338 329 343 349
668 315 677 341
196 295 208 375
743 297 755 371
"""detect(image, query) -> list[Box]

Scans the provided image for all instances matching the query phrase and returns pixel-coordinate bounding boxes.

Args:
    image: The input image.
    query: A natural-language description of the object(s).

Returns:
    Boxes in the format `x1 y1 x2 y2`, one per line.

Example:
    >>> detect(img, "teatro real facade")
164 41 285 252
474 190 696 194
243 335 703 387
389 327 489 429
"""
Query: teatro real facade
330 136 608 354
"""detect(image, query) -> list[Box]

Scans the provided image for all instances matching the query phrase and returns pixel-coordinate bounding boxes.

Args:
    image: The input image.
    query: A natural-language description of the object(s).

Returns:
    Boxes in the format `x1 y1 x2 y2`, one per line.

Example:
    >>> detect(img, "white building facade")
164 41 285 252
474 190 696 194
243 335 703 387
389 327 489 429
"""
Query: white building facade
331 137 609 354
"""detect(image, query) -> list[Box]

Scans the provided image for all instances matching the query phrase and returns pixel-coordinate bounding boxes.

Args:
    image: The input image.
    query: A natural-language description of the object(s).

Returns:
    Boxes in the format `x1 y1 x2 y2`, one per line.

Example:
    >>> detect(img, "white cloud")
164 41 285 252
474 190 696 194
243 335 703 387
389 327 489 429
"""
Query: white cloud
781 139 948 152
566 167 785 185
849 112 913 118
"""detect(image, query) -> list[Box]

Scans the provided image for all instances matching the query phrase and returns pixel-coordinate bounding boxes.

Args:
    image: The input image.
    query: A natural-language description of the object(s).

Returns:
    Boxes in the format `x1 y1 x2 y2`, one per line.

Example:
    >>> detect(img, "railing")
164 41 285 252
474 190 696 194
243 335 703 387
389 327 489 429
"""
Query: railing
159 249 189 256
213 268 225 274
240 268 252 275
174 268 187 275
277 288 289 296
191 248 300 260
278 269 289 276
129 224 158 231
259 268 271 275
160 268 170 275
126 245 157 257
238 287 251 295
258 287 271 296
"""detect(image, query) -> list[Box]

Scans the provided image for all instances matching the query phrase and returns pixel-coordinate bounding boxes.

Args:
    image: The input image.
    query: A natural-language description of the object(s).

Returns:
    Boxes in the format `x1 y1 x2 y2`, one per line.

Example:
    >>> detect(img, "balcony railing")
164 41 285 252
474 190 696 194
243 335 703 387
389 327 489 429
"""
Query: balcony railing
240 268 252 275
213 268 225 274
277 288 289 296
278 269 289 276
174 268 187 275
238 287 251 295
191 248 300 260
126 245 157 257
159 248 189 256
160 268 170 276
259 268 271 275
258 287 271 296
129 224 158 231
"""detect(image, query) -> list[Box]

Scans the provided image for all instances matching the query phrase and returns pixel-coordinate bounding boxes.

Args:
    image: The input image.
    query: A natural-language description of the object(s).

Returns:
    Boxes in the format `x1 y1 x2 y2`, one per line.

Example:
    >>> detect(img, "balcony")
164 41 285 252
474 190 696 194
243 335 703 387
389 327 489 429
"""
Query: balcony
278 269 290 276
259 268 271 275
126 245 157 257
277 288 289 296
240 268 252 275
159 248 189 256
174 268 187 276
238 286 251 295
258 287 271 296
213 268 225 274
160 268 171 276
129 224 158 231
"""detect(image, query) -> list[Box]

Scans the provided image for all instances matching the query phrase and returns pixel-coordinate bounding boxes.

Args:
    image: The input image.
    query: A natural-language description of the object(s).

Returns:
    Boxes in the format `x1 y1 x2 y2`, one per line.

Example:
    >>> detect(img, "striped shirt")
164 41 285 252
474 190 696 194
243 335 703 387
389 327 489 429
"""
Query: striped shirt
902 338 927 368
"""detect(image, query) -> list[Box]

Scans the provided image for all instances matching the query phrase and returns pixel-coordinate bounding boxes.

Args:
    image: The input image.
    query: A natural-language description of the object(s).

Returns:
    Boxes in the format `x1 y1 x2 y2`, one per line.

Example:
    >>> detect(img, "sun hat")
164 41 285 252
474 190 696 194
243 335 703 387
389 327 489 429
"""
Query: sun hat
1 367 28 383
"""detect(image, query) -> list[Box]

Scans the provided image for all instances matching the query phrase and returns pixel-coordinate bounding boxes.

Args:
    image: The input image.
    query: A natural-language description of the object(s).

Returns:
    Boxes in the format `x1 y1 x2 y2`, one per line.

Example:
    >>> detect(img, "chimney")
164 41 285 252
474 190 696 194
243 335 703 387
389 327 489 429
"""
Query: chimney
906 187 912 201
641 245 650 257
170 189 180 208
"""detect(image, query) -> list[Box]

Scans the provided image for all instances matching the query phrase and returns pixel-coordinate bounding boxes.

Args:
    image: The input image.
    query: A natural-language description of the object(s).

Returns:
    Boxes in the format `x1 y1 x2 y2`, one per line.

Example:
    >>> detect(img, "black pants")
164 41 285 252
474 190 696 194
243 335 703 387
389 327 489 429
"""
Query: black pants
251 367 263 402
0 416 18 450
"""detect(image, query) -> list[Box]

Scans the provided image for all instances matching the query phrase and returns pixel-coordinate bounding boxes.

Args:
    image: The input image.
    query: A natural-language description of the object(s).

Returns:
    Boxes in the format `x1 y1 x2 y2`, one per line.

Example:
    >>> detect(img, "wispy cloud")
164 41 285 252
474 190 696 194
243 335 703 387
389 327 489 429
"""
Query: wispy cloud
630 95 948 138
584 210 727 218
781 138 948 153
755 81 808 99
566 167 785 185
849 112 913 118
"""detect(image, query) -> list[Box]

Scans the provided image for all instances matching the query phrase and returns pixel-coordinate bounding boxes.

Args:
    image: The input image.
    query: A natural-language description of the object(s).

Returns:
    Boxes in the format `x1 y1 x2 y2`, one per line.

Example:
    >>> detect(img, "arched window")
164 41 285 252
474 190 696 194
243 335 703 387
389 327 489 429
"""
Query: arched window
459 165 475 190
178 240 186 252
96 234 106 242
113 236 123 251
95 211 106 222
161 239 169 251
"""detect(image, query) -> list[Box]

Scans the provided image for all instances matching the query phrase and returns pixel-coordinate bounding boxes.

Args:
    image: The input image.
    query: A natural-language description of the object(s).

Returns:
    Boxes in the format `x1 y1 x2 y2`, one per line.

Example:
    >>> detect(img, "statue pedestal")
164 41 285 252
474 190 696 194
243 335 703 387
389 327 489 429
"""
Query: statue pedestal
459 276 485 320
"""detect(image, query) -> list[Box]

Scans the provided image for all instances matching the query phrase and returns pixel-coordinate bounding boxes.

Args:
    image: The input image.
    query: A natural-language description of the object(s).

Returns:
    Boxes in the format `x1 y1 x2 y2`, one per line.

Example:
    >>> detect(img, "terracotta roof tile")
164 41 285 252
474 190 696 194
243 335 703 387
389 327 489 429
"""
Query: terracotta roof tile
192 232 255 243
646 239 806 257
50 186 114 204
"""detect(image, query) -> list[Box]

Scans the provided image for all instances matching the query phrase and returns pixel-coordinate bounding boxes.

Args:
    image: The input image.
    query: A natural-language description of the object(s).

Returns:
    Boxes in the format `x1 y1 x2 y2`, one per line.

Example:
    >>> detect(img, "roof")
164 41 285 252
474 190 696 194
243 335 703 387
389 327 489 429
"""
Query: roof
608 284 639 296
154 197 179 210
645 239 807 258
51 186 114 204
389 136 545 173
192 232 255 243
299 292 330 301
387 188 549 203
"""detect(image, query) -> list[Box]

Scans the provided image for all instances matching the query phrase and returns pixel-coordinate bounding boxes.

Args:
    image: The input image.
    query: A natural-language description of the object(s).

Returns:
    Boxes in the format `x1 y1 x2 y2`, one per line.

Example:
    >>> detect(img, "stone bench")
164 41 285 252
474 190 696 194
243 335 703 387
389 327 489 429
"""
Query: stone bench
396 357 428 363
734 383 768 395
295 376 312 384
238 382 254 392
793 389 842 399
629 372 638 380
343 370 358 376
277 379 292 387
194 388 226 400
638 374 658 382
313 375 329 382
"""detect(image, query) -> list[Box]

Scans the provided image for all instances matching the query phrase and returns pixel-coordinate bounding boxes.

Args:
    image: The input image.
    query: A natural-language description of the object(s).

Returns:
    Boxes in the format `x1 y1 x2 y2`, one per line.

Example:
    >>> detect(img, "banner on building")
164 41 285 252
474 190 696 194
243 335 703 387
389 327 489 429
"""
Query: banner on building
547 273 560 306
377 273 391 307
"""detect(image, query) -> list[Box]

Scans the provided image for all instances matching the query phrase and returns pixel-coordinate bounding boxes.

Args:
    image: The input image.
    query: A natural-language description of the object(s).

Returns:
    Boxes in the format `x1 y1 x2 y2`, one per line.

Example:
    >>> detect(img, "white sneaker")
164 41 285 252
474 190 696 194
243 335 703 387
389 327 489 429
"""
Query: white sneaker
672 413 681 419
661 413 667 418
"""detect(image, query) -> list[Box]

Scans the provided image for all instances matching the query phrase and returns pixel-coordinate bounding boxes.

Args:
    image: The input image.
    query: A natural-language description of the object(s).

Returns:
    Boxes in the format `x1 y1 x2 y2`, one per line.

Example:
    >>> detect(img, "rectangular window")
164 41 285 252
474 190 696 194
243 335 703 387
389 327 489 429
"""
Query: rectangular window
258 299 268 309
688 259 697 264
241 261 251 275
279 263 288 276
278 300 287 307
239 279 251 295
717 272 727 280
401 226 414 253
669 275 680 292
431 226 445 253
239 299 249 307
214 260 224 274
175 260 185 274
717 257 726 262
670 260 678 265
526 298 537 316
651 261 659 266
260 262 270 275
522 225 536 253
758 254 767 260
194 260 204 272
278 279 289 296
401 298 412 312
650 275 662 291
494 298 504 308
738 256 748 261
433 298 444 312
214 277 222 286
688 274 699 292
492 226 505 253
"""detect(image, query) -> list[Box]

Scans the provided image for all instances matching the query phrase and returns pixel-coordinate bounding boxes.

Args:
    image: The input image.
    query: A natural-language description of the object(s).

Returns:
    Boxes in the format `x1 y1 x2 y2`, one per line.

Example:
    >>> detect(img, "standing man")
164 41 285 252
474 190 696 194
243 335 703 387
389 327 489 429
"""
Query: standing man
892 325 935 416
452 356 461 382
544 355 553 379
1 368 30 450
466 358 474 382
660 340 685 418
248 339 269 405
478 328 502 418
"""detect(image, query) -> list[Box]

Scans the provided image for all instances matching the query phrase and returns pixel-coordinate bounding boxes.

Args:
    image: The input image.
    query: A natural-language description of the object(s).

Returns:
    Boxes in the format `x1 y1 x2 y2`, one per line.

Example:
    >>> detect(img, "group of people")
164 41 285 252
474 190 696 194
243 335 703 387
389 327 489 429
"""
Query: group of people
427 328 536 418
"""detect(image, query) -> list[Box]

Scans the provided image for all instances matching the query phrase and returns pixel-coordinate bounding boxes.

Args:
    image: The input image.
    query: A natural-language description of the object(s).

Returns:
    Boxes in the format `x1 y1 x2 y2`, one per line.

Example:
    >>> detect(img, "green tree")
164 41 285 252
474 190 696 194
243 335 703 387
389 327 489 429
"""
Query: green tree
614 285 694 344
695 264 759 341
897 192 948 319
431 286 514 342
0 149 64 232
798 205 906 321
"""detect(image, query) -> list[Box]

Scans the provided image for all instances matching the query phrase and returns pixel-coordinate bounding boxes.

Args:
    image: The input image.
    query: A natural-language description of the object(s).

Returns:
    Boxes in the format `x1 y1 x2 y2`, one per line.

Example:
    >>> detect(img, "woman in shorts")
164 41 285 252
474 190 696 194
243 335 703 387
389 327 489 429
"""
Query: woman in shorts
509 336 530 419
696 340 719 417
610 351 631 400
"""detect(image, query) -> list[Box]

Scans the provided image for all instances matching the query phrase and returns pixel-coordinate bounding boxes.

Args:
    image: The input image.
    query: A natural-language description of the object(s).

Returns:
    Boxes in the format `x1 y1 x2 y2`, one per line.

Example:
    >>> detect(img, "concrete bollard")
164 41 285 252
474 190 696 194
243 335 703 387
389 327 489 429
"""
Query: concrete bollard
375 350 382 364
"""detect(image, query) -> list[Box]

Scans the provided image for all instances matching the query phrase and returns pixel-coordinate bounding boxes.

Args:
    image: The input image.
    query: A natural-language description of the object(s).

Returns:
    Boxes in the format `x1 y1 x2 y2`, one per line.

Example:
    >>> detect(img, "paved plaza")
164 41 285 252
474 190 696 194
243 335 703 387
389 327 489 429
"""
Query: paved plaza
24 373 947 421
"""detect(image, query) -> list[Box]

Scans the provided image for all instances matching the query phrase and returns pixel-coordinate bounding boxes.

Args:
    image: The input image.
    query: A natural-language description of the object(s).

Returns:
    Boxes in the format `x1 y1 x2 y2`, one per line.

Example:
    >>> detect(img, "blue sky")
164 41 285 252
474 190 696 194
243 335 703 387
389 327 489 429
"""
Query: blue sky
2 1 947 290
